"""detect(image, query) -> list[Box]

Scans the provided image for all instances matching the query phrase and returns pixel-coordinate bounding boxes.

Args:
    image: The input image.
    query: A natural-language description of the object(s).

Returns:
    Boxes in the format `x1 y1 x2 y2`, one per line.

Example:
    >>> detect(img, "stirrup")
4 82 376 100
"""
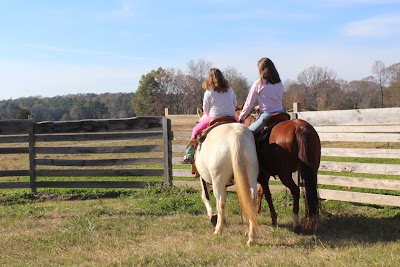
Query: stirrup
182 155 193 164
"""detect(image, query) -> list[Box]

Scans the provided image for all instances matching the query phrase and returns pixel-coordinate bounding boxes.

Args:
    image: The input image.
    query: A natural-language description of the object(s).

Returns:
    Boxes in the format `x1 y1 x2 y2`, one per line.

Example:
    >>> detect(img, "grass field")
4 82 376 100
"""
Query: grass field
0 186 399 266
1 138 400 266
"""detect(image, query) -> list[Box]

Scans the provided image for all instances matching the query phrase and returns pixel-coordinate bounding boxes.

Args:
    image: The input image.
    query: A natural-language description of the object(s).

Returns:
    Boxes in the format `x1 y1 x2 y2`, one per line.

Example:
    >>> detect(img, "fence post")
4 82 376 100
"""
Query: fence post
291 102 301 187
162 117 173 186
165 108 169 116
28 120 37 193
291 102 301 119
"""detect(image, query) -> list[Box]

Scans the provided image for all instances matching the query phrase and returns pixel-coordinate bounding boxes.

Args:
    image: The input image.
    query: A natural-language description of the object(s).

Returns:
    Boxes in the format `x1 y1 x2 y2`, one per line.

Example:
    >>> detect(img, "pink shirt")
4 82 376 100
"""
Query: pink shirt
239 80 284 121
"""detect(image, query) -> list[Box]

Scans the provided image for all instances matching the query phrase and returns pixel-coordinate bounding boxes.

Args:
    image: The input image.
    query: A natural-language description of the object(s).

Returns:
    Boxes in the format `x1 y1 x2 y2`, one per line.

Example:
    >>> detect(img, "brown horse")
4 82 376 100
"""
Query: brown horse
235 104 321 234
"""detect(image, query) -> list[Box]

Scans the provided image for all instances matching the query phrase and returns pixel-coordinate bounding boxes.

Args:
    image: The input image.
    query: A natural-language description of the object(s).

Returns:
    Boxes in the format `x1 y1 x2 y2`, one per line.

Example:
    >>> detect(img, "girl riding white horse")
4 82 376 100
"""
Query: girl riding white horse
195 110 260 246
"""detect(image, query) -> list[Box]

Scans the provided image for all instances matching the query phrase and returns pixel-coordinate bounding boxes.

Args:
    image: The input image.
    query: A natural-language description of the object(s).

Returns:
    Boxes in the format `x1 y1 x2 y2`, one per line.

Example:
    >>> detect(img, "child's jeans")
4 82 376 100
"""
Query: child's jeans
249 110 284 135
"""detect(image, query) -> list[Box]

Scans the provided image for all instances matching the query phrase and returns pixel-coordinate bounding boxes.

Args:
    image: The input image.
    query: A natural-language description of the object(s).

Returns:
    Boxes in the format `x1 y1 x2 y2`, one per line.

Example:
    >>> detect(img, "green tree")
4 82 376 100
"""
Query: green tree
16 108 31 119
132 68 166 116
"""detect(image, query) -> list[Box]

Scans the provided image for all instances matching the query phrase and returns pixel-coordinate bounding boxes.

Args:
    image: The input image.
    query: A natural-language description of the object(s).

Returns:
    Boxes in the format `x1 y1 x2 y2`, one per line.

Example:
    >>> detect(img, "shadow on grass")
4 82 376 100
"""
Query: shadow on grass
316 212 400 244
270 211 400 245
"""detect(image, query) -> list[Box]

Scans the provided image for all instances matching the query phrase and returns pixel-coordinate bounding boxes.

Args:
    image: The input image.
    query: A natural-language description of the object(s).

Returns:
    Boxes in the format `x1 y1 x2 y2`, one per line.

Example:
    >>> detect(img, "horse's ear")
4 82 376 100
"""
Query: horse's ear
197 108 203 118
236 103 244 110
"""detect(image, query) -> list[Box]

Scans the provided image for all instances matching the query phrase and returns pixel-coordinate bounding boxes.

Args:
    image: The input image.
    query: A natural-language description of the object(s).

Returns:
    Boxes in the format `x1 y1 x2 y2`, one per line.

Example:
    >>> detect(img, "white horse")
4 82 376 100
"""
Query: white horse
195 110 260 246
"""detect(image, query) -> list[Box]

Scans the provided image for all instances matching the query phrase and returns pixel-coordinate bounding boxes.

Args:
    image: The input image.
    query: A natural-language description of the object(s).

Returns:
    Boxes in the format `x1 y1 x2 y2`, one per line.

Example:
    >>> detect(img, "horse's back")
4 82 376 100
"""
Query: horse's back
195 123 258 184
267 119 321 173
207 123 257 157
207 122 254 142
270 119 319 142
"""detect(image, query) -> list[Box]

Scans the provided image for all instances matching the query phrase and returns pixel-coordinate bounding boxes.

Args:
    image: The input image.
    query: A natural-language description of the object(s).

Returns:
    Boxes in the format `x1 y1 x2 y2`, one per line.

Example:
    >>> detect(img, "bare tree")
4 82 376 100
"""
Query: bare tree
283 80 306 111
223 66 250 105
297 66 337 110
386 62 400 107
371 60 390 108
346 79 380 109
186 59 213 113
387 62 400 84
163 68 190 114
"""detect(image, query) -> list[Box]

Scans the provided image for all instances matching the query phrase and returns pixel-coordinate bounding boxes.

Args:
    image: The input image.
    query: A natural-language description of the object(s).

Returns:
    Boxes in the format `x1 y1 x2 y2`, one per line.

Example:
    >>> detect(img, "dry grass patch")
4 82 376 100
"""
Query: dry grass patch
0 187 399 266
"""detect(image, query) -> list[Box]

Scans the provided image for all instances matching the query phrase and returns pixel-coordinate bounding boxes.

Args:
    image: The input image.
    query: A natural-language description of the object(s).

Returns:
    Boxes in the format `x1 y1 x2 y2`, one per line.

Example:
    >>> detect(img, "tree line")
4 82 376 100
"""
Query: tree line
0 59 399 121
0 93 135 122
133 59 400 115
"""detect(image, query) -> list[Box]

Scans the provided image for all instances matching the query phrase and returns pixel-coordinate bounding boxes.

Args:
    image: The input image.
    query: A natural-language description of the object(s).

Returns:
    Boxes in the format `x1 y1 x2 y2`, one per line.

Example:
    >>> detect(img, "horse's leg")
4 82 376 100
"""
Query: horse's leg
258 176 277 227
248 175 258 246
279 174 301 234
212 182 227 235
200 178 216 225
256 185 263 214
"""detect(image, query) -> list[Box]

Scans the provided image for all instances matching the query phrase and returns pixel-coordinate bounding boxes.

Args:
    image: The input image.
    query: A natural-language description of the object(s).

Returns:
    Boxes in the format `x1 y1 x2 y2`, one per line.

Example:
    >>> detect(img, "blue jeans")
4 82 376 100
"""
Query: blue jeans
249 110 284 135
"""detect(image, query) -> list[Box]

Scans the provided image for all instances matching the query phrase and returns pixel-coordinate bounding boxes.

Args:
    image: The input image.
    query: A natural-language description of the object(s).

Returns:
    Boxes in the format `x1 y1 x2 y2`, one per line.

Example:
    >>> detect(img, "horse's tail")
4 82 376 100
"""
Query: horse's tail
231 133 260 234
296 123 321 234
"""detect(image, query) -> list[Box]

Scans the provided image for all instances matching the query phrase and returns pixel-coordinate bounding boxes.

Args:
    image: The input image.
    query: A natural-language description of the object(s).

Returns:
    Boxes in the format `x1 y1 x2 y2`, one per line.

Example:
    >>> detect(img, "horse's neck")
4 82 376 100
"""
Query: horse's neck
245 116 256 127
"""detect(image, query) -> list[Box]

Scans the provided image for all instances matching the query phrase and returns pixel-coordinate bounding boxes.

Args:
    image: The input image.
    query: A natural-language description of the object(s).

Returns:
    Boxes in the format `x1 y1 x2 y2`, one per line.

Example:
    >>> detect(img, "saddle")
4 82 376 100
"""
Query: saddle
197 116 237 143
255 112 290 144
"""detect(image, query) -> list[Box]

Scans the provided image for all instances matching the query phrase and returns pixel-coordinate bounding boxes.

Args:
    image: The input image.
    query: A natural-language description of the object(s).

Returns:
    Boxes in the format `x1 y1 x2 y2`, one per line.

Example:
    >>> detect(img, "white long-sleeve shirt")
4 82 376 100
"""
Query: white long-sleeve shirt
203 87 237 117
238 80 284 121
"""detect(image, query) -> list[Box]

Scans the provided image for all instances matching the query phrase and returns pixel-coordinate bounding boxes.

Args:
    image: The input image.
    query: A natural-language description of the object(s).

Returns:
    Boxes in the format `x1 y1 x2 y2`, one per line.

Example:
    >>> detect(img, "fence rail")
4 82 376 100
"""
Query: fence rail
167 104 400 207
0 117 172 192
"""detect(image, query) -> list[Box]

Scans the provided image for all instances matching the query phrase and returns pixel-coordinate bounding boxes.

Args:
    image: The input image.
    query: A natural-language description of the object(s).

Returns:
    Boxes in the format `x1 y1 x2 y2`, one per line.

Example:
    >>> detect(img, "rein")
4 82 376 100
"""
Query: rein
244 107 257 120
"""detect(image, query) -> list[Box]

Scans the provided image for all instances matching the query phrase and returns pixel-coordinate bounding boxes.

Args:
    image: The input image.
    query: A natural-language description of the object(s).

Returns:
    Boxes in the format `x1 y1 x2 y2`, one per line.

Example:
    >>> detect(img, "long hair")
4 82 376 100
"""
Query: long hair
258 58 281 84
202 68 229 93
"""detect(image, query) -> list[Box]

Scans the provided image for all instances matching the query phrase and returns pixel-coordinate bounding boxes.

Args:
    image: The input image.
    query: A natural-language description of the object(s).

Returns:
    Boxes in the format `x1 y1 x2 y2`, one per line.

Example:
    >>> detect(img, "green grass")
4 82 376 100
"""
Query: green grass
0 185 399 266
319 170 400 180
322 156 400 164
321 141 400 149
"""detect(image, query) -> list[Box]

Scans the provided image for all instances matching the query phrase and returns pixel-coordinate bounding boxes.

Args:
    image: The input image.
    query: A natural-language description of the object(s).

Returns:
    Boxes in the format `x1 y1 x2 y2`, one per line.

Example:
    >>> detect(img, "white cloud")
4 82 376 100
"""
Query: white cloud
23 43 153 62
321 0 400 6
109 0 137 17
0 60 141 100
199 39 399 83
23 44 114 57
342 13 400 38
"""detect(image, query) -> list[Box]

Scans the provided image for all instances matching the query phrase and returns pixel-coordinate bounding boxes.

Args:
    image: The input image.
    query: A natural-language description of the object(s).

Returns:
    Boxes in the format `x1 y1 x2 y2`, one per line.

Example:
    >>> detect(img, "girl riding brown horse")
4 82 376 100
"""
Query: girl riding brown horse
235 105 321 234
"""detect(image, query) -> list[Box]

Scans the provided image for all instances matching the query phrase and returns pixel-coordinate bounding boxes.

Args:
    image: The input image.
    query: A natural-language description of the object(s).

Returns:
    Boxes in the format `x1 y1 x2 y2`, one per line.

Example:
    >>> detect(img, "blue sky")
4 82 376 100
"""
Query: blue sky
1 0 399 100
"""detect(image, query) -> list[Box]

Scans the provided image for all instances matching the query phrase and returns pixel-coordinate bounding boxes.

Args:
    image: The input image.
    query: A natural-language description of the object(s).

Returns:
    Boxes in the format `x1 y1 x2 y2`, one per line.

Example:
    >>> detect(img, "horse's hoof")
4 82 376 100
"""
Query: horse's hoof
271 219 278 227
294 225 302 234
210 215 218 227
247 240 256 246
213 229 222 235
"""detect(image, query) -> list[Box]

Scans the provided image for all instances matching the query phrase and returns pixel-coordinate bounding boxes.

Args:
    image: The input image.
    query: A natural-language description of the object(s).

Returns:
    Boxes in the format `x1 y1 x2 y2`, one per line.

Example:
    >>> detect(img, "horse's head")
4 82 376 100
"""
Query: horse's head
235 103 257 127
197 108 206 122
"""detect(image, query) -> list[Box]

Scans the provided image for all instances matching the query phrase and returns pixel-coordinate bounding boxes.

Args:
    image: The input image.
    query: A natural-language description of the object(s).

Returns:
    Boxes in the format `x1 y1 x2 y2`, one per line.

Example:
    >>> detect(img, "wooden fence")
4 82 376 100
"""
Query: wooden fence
1 107 400 207
167 104 400 207
0 117 172 192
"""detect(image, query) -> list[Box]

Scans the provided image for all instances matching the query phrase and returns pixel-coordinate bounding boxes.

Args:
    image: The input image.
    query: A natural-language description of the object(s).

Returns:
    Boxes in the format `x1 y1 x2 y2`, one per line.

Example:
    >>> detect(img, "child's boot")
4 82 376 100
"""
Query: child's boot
183 145 196 164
